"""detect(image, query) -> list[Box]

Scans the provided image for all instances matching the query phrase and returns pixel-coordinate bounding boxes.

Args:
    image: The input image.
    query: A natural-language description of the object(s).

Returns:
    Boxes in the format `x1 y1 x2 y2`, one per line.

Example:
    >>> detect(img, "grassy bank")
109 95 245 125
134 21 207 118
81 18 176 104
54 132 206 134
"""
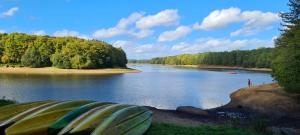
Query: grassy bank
145 123 268 135
0 67 140 75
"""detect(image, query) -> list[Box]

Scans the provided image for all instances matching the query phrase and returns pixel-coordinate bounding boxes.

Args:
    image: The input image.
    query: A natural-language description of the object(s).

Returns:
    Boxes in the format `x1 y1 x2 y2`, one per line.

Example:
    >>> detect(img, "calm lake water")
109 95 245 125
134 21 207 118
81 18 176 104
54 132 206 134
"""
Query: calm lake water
0 64 273 109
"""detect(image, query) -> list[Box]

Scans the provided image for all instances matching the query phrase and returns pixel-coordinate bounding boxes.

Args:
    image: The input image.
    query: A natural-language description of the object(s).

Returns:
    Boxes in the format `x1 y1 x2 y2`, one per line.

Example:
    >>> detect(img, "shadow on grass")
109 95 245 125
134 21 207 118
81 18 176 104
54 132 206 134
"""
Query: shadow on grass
145 123 270 135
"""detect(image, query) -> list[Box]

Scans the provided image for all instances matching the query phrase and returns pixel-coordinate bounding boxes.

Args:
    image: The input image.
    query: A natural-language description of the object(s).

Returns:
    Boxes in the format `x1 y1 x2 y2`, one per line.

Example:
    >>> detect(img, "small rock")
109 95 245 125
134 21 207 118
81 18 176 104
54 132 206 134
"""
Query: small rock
176 106 209 116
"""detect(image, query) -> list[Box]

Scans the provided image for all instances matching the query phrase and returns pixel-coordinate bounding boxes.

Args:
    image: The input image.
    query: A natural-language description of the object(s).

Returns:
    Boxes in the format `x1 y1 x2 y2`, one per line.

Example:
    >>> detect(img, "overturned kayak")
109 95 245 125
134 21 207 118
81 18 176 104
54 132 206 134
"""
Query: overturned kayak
0 102 60 128
48 102 112 135
57 104 113 135
0 101 53 122
19 100 93 121
91 106 152 135
6 108 74 135
69 104 129 134
0 100 152 135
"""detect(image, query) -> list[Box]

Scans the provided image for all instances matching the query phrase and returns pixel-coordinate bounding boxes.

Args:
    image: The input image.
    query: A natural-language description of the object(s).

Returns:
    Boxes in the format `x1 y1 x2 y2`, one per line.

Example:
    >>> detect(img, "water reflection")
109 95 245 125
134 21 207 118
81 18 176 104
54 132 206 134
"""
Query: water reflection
0 64 273 109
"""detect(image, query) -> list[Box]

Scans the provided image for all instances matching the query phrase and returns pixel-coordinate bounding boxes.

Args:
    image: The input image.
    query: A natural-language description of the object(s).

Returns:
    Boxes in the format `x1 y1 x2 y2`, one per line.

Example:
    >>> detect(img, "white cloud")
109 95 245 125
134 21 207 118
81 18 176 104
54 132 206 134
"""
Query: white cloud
197 7 280 36
158 26 192 42
113 41 163 54
93 28 126 39
113 40 167 59
93 12 146 39
171 38 274 54
117 12 144 29
1 7 18 18
134 44 157 53
171 43 188 51
0 29 6 33
192 22 201 30
53 29 90 39
32 30 46 36
136 9 180 29
93 9 181 39
198 7 242 30
231 11 280 36
129 29 154 39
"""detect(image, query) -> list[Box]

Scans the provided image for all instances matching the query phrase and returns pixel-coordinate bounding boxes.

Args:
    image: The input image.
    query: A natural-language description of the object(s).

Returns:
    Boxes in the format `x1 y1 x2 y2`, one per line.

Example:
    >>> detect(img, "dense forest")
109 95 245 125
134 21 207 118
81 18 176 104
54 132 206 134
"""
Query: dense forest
130 48 273 68
0 33 127 69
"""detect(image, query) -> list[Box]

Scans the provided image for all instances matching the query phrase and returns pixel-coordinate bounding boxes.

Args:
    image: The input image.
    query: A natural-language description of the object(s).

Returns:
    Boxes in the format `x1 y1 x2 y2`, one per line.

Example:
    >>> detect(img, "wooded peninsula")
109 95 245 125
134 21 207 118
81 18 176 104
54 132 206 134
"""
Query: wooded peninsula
0 33 127 69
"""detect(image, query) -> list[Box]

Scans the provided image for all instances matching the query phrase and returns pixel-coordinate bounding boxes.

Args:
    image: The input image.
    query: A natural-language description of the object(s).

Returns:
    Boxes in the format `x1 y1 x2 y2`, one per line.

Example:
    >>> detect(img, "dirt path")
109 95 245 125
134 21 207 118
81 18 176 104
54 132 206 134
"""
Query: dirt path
148 107 214 126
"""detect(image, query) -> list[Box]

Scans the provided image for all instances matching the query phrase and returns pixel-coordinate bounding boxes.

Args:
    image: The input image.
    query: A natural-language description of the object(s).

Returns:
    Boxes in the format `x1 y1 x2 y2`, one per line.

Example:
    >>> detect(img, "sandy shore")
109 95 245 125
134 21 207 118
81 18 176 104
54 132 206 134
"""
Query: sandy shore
171 64 272 72
0 67 140 75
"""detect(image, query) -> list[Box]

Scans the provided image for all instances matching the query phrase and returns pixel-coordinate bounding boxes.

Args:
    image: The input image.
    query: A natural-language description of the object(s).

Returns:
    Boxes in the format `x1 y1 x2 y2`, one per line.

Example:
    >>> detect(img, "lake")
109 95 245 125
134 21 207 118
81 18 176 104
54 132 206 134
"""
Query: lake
0 64 273 109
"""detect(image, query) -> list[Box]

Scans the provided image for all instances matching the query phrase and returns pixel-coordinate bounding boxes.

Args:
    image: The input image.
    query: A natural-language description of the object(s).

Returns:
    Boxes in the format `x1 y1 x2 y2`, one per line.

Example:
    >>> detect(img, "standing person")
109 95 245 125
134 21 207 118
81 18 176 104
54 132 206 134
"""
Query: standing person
248 79 251 87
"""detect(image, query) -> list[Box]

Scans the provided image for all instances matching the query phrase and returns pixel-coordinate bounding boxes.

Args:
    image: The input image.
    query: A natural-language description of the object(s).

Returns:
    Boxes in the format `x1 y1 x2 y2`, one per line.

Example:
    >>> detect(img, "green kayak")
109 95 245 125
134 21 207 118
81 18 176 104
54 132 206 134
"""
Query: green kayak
47 102 112 135
57 104 113 135
0 101 53 122
91 106 152 135
69 104 129 134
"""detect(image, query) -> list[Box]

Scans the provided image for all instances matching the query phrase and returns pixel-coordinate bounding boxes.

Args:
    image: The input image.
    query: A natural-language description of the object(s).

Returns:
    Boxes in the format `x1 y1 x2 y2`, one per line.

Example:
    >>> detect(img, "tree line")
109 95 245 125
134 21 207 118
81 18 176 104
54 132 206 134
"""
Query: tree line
0 33 127 69
130 48 273 68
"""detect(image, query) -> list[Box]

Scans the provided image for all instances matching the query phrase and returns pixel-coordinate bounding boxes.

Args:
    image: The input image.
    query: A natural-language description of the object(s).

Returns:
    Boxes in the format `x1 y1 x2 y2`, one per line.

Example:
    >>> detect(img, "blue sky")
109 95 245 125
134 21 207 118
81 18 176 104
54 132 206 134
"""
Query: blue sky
0 0 288 59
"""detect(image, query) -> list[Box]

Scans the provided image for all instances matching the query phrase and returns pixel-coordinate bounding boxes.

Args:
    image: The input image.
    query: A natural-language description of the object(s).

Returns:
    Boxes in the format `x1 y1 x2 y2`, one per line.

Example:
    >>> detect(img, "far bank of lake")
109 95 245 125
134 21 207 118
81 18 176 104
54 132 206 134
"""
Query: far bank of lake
128 63 272 72
171 64 272 72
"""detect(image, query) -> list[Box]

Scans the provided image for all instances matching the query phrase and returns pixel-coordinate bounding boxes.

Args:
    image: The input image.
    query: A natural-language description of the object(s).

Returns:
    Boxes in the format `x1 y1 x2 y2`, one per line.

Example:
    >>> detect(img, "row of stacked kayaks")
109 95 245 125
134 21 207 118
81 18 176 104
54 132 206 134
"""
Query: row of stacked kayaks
0 100 152 135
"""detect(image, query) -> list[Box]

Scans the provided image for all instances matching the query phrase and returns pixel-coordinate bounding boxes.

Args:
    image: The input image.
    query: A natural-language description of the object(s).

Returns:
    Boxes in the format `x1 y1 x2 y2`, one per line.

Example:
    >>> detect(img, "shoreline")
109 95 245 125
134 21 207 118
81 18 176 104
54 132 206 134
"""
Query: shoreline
170 64 272 72
0 67 141 75
129 63 272 72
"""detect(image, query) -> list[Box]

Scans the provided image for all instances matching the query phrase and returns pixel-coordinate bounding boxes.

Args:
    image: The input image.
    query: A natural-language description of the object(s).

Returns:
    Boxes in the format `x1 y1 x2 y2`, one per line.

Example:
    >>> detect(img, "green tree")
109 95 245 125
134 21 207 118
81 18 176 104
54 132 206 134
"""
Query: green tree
280 0 300 28
272 21 300 93
272 0 300 93
21 47 43 67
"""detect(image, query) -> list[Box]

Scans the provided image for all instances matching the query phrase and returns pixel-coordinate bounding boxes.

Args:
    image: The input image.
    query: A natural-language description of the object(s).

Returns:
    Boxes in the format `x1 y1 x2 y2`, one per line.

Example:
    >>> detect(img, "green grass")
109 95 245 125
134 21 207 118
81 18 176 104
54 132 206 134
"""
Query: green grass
145 123 268 135
0 99 16 107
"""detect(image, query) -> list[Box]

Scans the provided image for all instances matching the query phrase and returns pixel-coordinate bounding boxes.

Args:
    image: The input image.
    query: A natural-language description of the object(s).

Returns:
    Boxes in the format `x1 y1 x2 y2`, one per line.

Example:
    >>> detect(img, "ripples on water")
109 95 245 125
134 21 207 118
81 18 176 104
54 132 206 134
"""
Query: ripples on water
0 64 273 109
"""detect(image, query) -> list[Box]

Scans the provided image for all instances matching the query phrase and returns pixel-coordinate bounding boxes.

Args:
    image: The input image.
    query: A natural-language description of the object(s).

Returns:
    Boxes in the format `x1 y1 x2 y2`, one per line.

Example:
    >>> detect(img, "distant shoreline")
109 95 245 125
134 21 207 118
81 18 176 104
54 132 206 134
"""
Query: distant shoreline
0 67 140 75
173 65 272 72
132 64 272 72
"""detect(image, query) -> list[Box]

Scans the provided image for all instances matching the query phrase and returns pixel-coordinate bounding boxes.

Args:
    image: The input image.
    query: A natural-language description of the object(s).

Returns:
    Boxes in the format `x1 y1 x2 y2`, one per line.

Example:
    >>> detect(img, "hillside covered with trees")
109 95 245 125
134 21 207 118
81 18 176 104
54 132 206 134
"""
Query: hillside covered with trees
130 48 273 68
0 33 127 69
